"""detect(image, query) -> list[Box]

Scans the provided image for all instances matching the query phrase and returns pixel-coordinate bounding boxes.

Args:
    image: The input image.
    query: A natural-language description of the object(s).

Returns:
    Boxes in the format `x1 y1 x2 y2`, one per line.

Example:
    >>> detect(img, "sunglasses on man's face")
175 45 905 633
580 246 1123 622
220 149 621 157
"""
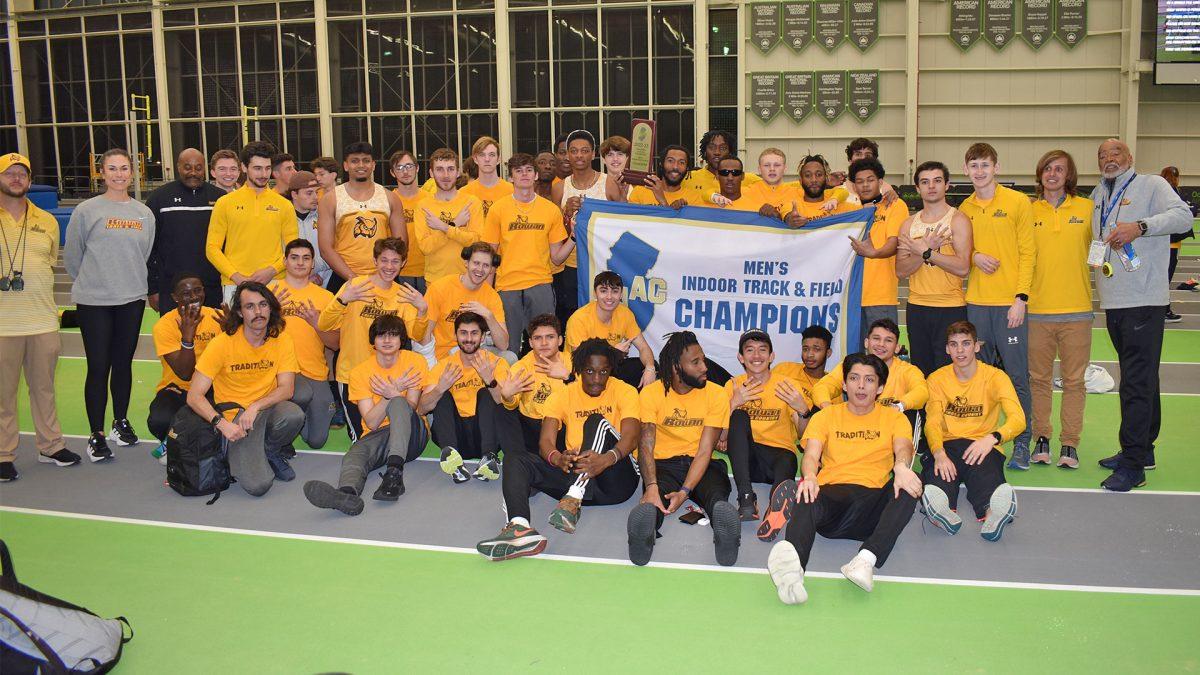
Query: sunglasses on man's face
717 169 744 177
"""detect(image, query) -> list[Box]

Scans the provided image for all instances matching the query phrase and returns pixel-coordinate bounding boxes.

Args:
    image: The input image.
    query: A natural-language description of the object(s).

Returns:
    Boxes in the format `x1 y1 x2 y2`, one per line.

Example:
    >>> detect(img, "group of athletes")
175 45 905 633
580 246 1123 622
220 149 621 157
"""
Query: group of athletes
1 124 1192 606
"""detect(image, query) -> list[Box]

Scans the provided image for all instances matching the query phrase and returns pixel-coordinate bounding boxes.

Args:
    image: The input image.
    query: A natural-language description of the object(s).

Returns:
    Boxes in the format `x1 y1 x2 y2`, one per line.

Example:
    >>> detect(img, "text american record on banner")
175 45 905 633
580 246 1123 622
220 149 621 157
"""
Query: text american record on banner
574 200 874 373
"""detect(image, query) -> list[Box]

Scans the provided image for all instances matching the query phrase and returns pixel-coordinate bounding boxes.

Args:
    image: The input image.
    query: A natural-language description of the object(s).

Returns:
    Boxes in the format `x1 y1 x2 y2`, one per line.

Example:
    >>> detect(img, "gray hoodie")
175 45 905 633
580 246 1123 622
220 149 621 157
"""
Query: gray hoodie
1089 167 1193 310
64 195 156 306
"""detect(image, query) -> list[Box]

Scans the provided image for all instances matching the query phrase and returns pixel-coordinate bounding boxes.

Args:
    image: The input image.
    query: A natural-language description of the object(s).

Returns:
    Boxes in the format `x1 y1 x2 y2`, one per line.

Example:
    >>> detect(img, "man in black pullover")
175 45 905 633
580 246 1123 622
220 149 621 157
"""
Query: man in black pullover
146 148 227 314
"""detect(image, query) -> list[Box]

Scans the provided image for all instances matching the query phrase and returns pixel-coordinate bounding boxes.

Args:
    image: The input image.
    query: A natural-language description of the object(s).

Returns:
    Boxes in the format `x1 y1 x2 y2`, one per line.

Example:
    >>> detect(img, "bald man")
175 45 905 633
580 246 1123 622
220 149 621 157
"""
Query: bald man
146 148 229 314
1089 139 1193 491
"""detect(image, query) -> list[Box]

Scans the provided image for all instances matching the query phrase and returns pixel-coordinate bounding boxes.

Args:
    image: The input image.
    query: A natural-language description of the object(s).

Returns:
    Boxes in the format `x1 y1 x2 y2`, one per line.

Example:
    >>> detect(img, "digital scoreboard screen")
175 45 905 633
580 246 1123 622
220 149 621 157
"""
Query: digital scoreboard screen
1156 0 1200 83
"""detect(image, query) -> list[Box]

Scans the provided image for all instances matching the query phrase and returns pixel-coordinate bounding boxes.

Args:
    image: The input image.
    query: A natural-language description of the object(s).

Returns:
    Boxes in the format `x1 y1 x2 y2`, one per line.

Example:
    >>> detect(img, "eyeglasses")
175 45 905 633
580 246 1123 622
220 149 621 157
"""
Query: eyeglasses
393 163 417 172
717 169 744 177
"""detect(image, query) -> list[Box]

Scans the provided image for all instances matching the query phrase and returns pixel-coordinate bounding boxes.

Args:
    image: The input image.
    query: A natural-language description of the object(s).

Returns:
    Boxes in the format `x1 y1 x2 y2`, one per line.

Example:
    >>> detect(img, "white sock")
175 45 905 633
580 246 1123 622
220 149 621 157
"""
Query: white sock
510 517 530 528
567 484 585 500
854 549 878 567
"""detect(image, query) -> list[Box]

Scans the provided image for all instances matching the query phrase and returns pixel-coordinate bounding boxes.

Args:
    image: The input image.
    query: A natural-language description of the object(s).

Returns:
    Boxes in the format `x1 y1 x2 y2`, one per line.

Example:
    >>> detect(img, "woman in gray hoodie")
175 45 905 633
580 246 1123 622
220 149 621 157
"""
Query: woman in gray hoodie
64 148 155 462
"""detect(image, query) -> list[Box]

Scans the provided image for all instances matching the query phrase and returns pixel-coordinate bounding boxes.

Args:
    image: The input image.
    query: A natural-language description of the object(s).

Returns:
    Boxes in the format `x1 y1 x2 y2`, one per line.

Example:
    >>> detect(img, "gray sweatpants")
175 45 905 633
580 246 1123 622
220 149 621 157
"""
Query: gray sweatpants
292 373 335 449
499 284 556 355
228 401 305 497
338 398 429 494
967 303 1032 447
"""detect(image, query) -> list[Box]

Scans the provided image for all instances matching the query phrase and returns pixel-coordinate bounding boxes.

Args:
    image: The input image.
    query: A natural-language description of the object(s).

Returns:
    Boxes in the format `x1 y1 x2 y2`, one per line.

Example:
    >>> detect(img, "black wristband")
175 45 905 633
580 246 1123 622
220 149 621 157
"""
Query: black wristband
991 431 1003 444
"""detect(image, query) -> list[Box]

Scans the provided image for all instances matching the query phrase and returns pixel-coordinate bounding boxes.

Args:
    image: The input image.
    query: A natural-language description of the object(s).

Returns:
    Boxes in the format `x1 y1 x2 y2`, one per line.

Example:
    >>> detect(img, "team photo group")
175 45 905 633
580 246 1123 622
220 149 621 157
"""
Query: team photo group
1 126 1194 607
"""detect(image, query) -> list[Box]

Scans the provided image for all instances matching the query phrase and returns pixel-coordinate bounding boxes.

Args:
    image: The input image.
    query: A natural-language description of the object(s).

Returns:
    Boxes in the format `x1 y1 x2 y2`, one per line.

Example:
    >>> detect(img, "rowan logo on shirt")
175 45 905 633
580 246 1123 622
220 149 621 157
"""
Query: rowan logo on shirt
946 395 984 418
105 218 143 230
509 214 545 232
991 209 1008 218
352 214 379 238
443 308 463 325
835 429 882 441
229 358 275 373
662 408 703 428
878 396 899 407
280 301 306 318
741 398 781 422
533 382 553 404
265 205 280 212
481 201 494 217
1068 216 1085 224
403 208 414 222
359 300 397 320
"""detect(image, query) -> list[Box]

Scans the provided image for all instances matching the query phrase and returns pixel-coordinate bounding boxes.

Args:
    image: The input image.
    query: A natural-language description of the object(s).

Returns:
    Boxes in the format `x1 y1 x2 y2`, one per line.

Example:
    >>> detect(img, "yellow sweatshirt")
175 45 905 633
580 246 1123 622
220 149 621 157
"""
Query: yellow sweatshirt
925 362 1026 454
205 184 298 285
959 184 1035 306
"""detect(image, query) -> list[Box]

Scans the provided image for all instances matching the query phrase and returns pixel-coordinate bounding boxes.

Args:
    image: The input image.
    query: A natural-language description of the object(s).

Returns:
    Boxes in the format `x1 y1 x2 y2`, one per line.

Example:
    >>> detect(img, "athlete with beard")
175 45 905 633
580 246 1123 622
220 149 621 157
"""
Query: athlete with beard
626 145 705 208
414 148 485 286
776 155 857 227
683 130 762 204
389 149 429 291
317 142 407 293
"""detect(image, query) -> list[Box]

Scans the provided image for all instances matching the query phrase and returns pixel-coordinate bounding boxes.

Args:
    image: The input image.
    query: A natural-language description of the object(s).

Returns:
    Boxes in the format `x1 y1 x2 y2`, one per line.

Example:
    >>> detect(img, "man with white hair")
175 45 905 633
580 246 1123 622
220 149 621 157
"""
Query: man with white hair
1089 139 1192 491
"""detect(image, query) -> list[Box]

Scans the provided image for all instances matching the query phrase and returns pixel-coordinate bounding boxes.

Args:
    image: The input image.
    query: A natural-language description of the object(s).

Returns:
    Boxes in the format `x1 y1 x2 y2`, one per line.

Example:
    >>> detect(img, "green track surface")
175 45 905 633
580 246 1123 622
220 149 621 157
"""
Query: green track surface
0 512 1196 673
894 327 1200 364
17 360 1200 491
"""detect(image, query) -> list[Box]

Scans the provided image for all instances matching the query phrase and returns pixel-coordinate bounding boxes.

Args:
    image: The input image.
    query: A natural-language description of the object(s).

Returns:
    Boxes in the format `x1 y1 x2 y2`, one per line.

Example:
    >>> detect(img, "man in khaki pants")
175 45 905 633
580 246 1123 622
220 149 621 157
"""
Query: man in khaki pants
0 153 77 481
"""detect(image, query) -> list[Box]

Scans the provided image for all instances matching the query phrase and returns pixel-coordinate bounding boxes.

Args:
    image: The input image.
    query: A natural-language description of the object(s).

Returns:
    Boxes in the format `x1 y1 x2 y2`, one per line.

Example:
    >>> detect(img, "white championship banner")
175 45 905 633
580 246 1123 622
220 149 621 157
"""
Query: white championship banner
574 199 875 373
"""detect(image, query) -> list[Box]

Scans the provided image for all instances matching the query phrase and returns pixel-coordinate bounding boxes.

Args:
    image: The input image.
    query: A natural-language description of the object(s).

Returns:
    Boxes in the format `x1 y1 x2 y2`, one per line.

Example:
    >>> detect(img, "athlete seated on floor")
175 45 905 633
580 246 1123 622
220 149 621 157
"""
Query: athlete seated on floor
766 353 923 604
147 273 223 463
626 331 741 567
920 320 1023 542
187 281 305 496
476 338 642 561
565 271 658 389
500 314 572 452
811 320 927 415
718 330 807 524
418 311 523 484
773 325 833 405
303 315 429 515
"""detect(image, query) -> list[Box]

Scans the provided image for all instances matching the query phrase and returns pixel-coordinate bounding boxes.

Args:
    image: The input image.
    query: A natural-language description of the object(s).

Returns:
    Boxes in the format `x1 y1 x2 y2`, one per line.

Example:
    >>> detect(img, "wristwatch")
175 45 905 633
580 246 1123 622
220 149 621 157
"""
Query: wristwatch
1015 293 1028 302
210 413 222 427
1137 220 1148 236
485 378 498 389
921 248 933 262
990 431 1003 444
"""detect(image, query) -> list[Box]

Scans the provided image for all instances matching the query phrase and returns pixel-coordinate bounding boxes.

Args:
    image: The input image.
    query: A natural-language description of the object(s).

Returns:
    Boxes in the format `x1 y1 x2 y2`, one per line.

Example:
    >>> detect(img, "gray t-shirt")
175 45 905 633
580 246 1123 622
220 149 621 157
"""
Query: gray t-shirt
64 195 156 306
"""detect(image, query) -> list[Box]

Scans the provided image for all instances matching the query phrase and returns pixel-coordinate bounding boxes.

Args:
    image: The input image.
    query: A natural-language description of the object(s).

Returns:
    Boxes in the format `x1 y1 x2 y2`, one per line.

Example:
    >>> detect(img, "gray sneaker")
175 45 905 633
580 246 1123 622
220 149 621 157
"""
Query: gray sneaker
1057 446 1079 469
1007 441 1031 471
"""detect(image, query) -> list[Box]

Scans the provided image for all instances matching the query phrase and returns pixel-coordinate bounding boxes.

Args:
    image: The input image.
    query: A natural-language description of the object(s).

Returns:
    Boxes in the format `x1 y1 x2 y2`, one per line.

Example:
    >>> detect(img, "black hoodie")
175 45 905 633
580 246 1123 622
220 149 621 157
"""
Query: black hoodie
145 180 227 312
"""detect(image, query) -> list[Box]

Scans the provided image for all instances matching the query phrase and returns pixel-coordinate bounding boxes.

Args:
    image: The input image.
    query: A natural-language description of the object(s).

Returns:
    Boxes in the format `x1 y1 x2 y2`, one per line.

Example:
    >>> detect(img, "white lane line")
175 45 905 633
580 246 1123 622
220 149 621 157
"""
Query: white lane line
2 505 1196 597
18 432 1200 498
58 355 158 364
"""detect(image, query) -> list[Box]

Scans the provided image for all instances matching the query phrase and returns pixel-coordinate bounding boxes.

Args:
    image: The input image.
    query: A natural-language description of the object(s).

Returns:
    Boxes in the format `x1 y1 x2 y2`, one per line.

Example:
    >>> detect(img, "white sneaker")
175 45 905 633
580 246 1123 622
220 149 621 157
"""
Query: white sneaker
920 485 962 535
980 484 1017 542
767 541 807 605
840 555 875 592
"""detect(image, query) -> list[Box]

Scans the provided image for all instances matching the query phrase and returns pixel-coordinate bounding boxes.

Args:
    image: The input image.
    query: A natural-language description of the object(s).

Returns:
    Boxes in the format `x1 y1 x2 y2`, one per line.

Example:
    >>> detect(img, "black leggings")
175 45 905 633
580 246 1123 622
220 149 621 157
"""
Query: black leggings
76 300 145 434
725 409 798 496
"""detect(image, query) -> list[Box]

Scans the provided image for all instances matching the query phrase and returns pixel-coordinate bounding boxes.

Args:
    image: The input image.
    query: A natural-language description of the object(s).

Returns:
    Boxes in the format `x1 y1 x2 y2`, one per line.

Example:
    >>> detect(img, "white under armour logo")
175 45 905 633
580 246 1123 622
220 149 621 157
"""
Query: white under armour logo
173 197 182 203
1008 336 1019 344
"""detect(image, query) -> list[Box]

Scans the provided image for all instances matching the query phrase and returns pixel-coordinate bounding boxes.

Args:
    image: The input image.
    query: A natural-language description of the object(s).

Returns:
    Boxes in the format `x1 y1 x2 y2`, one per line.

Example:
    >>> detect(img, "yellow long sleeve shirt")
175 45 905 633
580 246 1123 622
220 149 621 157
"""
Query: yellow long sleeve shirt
812 357 929 410
925 362 1026 454
1028 194 1095 316
205 184 298 285
959 184 1035 306
316 277 429 383
413 192 484 285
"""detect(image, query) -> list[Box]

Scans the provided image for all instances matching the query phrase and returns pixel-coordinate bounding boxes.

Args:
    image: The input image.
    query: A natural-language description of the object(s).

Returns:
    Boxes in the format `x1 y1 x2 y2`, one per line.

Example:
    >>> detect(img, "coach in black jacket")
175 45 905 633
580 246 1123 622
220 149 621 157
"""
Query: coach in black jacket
146 148 227 314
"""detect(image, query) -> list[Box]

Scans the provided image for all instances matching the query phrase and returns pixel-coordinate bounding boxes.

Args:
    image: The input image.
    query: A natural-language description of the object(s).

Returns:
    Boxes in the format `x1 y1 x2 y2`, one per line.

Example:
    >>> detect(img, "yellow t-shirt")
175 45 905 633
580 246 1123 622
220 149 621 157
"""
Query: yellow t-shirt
960 184 1036 306
503 350 572 420
393 188 429 279
317 276 429 382
628 185 706 207
772 362 823 408
0 202 59 336
195 327 299 417
860 199 910 306
542 377 640 452
925 363 1026 453
423 275 507 360
724 371 801 451
565 301 642 354
906 209 967 308
152 306 222 391
460 178 514 219
1029 194 1094 315
413 192 484 284
744 182 803 216
802 402 910 489
812 357 929 410
639 381 730 460
420 177 437 193
725 193 766 212
269 280 334 381
484 195 570 291
205 184 298 285
426 351 512 417
683 168 763 202
347 350 428 433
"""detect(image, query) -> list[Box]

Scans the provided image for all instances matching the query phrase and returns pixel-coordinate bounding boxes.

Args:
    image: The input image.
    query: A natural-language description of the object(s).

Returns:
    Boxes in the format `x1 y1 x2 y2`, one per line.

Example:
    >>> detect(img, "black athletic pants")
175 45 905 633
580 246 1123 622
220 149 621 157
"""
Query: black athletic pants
518 412 565 455
502 413 639 521
725 409 797 497
783 482 917 568
431 389 524 460
146 385 187 442
645 455 732 530
1106 306 1165 472
76 300 145 434
906 303 967 377
921 438 1007 519
552 267 578 328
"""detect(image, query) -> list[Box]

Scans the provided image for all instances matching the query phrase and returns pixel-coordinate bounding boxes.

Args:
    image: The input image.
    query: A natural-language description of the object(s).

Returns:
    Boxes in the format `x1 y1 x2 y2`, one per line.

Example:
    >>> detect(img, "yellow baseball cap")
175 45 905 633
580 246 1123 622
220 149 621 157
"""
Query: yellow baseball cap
0 153 31 174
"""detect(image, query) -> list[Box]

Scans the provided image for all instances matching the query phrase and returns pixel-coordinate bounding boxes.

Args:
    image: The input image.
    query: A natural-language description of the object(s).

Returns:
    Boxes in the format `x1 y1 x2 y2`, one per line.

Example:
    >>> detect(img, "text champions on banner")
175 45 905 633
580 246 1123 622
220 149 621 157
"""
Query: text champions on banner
573 199 874 373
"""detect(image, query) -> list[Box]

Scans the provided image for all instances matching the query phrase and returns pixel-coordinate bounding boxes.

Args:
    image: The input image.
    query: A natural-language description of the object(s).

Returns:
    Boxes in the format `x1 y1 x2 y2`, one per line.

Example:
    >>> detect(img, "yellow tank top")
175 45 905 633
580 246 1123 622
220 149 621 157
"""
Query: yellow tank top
334 183 391 277
907 206 966 307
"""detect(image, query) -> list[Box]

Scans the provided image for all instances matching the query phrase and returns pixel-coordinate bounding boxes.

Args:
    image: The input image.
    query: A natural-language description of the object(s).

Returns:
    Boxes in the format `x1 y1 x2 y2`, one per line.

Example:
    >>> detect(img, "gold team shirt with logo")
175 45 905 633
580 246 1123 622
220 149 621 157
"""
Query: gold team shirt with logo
152 306 222 391
333 183 394 277
724 371 802 451
802 402 911 488
959 184 1036 306
194 327 299 419
422 275 507 360
925 362 1026 454
811 357 929 410
640 381 730 460
541 377 640 451
269 281 335 380
1029 194 1095 315
860 199 911 306
565 301 641 354
413 192 484 285
503 350 572 420
347 350 429 433
425 351 512 418
317 276 429 383
0 201 60 336
460 178 514 219
483 195 570 291
205 184 298 285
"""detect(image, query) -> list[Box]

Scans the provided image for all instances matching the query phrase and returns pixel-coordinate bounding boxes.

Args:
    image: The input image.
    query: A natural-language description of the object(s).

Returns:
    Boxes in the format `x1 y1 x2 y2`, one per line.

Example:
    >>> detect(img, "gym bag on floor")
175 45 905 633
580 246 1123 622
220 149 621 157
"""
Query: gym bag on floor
0 540 132 674
166 402 242 504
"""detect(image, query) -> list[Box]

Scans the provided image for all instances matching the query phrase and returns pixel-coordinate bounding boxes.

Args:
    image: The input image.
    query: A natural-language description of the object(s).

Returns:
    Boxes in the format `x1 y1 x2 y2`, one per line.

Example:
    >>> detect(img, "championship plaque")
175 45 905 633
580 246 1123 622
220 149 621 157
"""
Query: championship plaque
622 118 657 187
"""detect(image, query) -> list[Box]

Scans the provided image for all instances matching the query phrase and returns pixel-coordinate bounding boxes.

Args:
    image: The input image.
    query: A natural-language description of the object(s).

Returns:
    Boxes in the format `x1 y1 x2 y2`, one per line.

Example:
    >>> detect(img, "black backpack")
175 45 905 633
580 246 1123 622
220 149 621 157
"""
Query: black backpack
165 403 240 504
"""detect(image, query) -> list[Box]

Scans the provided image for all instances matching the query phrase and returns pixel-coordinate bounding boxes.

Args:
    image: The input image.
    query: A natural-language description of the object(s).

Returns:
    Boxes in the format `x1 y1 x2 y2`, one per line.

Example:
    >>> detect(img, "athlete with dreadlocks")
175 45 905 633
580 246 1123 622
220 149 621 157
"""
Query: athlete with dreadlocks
626 331 741 566
682 130 762 204
476 338 641 561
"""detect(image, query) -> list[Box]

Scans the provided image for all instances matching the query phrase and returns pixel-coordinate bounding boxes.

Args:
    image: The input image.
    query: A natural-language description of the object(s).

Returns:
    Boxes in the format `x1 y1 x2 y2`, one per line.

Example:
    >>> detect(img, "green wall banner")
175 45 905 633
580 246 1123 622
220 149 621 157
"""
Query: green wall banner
848 70 879 121
751 72 783 122
814 1 847 51
1020 0 1053 48
782 1 815 52
984 0 1016 49
848 1 879 51
750 3 783 54
782 71 815 123
1055 0 1087 47
816 70 847 122
951 0 983 51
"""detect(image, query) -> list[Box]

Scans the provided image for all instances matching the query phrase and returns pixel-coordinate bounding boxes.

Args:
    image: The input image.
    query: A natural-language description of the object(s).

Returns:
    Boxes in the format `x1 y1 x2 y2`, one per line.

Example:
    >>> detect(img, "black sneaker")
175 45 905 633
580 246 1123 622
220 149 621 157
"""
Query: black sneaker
280 444 297 460
38 448 82 467
710 501 741 567
1101 469 1146 492
737 492 759 522
372 466 405 501
0 462 18 482
303 480 364 516
1165 310 1183 324
1099 451 1155 471
87 433 113 462
1030 436 1051 465
266 450 295 482
627 502 658 566
108 418 139 447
